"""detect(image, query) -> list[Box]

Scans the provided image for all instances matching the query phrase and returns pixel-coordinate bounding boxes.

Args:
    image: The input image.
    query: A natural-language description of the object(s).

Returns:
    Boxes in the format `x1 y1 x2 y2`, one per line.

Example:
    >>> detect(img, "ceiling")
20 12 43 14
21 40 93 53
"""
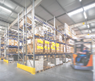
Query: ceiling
0 0 95 37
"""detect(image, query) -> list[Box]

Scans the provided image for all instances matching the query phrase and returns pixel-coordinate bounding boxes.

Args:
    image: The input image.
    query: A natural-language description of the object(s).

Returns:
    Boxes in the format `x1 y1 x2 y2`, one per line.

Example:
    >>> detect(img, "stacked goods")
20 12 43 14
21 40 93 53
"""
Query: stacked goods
67 39 74 45
14 40 18 46
44 40 50 54
1 47 4 49
56 34 62 42
16 49 22 54
64 23 72 37
67 46 70 53
60 44 64 53
56 43 60 53
56 58 63 65
19 17 32 28
8 39 14 46
50 42 56 53
71 47 74 53
27 56 43 71
7 48 17 53
1 42 4 44
27 38 44 54
8 39 19 46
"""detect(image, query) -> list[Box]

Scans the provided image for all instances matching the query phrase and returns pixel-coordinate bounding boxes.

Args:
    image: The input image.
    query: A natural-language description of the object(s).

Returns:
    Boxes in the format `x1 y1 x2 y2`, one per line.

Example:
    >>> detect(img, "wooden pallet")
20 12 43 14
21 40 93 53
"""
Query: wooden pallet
36 70 44 73
56 63 63 66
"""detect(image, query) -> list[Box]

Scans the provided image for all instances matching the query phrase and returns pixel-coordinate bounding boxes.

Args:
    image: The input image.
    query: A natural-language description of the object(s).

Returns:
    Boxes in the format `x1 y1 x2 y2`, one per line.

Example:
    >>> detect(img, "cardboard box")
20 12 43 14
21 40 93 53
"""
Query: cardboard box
27 58 43 71
8 39 14 46
7 48 17 53
43 40 50 54
20 17 32 28
14 40 18 46
60 44 64 53
56 43 60 53
27 38 44 54
50 42 56 53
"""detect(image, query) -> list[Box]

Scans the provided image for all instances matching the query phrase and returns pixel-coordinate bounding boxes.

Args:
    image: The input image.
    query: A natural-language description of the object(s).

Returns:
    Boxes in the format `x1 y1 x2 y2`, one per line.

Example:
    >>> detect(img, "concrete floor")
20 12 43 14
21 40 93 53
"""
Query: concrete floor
0 61 93 81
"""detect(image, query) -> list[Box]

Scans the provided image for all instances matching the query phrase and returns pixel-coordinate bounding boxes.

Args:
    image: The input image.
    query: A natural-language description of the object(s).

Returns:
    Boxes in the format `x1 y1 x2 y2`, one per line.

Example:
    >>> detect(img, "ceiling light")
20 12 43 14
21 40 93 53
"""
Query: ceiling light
83 12 87 19
79 0 82 2
84 3 95 11
87 25 90 28
68 3 95 16
68 8 83 16
89 30 91 33
0 6 12 13
0 29 2 31
0 26 3 29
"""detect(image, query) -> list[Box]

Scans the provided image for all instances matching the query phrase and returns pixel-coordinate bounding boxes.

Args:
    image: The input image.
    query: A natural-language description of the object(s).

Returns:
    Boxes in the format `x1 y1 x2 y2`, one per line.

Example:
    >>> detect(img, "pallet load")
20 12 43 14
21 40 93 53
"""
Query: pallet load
14 40 18 46
27 56 43 71
67 46 70 53
60 44 64 54
56 58 63 65
50 42 56 53
8 39 14 46
27 38 44 54
71 47 74 53
19 17 32 28
44 40 50 54
56 43 60 53
7 48 17 54
64 23 72 37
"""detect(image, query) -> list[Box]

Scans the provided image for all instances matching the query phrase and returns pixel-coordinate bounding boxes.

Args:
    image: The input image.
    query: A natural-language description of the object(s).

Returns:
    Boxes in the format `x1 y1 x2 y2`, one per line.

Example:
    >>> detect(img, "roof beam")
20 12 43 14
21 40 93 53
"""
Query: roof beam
8 0 42 29
0 19 11 24
55 0 75 24
76 33 95 37
40 4 64 26
10 0 25 8
0 3 18 14
71 19 95 28
47 1 95 22
75 26 95 31
55 0 83 34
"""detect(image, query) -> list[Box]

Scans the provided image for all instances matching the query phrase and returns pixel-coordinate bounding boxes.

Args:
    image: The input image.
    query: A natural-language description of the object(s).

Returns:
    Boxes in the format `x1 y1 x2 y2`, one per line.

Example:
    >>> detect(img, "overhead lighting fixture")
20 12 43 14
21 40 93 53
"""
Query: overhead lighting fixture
87 25 90 28
84 3 95 11
79 0 82 2
0 6 12 13
0 26 3 29
68 3 95 17
89 30 91 33
68 8 83 16
83 12 87 19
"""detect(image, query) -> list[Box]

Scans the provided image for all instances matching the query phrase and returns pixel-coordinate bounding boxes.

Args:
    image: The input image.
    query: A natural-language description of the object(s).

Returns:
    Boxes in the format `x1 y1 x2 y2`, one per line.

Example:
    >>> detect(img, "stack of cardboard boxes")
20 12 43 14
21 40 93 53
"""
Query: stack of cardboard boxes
27 56 44 71
44 40 50 54
27 38 44 54
27 38 65 54
19 17 32 28
50 42 56 53
64 23 72 37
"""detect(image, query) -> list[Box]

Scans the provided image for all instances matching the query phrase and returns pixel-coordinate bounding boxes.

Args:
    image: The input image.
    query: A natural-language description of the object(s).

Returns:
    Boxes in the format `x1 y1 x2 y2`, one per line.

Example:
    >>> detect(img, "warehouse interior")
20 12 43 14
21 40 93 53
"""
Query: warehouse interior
0 0 95 81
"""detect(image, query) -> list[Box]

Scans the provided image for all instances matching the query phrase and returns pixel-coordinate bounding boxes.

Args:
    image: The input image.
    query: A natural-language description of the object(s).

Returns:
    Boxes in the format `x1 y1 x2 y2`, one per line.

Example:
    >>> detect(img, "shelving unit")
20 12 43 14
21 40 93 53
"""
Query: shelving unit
0 0 76 74
2 28 23 63
16 1 75 74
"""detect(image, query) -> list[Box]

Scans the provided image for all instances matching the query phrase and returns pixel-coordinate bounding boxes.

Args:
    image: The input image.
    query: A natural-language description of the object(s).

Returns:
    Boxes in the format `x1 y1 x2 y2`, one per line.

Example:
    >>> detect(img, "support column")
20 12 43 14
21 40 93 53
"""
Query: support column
23 9 25 64
32 0 35 68
0 37 1 58
92 37 95 81
54 16 56 66
25 7 27 66
18 13 20 63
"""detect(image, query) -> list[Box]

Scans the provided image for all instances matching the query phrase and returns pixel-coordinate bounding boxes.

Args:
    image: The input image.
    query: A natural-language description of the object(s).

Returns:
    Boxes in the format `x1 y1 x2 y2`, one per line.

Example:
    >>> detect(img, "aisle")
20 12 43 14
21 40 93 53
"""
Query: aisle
0 61 93 81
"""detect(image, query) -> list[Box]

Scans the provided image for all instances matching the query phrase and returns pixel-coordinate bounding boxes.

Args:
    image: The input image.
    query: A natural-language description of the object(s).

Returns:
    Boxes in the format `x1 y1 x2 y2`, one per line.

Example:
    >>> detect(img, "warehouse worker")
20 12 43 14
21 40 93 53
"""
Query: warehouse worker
79 47 89 55
76 47 89 63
